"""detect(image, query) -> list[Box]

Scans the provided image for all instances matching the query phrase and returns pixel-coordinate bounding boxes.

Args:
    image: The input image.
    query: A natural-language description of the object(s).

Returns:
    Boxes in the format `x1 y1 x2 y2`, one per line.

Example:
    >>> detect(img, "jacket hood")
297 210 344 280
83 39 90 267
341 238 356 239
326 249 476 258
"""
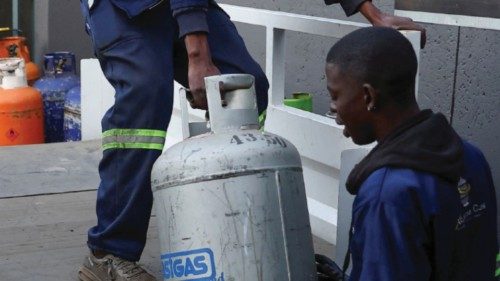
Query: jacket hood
346 110 464 195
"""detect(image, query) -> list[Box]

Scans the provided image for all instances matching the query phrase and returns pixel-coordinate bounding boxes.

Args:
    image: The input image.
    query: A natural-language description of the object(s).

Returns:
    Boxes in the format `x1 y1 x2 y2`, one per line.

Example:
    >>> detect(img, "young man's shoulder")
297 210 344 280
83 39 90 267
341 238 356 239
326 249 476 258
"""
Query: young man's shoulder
458 140 494 196
356 167 458 210
461 140 490 170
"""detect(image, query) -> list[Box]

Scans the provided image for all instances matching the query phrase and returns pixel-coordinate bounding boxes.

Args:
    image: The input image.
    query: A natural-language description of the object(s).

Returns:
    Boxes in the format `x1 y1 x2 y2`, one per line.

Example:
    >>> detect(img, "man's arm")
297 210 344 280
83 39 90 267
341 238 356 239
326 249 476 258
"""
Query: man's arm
170 0 220 110
358 1 426 48
325 0 426 48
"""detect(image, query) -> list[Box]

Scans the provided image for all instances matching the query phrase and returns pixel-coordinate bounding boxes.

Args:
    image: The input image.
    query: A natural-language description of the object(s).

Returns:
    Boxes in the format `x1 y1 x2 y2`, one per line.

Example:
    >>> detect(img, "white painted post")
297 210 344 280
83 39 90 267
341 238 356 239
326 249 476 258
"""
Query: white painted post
12 0 19 35
266 27 286 107
81 59 114 141
335 148 370 266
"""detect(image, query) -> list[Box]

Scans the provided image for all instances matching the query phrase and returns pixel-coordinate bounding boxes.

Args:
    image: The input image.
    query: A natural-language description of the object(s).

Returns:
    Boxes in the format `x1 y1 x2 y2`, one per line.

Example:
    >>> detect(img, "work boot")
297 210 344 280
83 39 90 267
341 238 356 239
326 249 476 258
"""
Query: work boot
78 251 156 281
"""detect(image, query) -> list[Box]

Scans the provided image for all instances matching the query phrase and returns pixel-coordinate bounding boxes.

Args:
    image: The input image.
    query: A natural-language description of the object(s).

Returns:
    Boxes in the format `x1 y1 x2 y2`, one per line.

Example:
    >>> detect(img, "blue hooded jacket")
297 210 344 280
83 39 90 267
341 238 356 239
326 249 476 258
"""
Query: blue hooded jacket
346 110 498 281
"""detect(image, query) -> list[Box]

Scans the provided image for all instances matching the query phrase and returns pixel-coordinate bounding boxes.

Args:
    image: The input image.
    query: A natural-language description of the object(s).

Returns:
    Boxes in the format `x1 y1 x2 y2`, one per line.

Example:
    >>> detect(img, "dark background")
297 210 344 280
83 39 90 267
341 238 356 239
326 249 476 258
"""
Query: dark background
0 1 35 46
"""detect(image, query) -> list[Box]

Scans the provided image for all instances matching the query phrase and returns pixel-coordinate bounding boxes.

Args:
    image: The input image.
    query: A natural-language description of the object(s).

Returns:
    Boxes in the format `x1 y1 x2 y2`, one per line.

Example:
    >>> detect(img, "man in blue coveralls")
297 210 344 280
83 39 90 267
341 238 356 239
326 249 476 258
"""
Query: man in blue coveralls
316 27 498 281
78 0 426 280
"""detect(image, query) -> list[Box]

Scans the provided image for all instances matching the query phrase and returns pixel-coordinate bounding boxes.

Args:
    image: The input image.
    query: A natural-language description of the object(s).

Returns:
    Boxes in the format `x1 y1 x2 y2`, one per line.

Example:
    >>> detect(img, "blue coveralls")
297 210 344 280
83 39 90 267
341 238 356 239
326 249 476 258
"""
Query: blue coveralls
79 0 269 261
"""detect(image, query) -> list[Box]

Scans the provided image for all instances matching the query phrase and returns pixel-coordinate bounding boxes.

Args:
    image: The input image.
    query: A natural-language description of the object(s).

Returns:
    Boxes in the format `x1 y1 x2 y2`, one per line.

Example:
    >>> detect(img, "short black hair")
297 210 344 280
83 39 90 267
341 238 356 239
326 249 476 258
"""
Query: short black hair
326 27 417 107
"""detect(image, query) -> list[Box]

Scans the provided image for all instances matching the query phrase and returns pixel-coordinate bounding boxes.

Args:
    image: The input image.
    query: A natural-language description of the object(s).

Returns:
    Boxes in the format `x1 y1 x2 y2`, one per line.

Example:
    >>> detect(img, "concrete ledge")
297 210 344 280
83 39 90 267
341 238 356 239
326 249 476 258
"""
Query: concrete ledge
0 140 101 198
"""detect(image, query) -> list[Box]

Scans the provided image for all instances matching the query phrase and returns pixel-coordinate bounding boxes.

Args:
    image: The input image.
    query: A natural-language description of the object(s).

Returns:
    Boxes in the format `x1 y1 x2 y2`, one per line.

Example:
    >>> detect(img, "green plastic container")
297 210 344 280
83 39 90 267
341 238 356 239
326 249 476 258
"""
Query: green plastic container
259 92 313 128
284 92 313 112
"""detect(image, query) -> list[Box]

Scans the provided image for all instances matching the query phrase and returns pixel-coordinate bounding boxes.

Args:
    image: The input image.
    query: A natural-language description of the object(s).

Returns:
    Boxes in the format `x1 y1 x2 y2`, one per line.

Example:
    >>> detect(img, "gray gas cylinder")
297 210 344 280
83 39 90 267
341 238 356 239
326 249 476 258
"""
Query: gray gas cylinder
151 74 317 281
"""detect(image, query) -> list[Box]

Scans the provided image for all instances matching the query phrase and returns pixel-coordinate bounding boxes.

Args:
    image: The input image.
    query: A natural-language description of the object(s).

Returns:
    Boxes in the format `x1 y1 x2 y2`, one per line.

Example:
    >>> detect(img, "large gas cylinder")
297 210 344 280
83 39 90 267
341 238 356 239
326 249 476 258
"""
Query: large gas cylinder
0 58 44 146
63 83 81 141
151 74 316 281
0 32 41 85
34 52 79 143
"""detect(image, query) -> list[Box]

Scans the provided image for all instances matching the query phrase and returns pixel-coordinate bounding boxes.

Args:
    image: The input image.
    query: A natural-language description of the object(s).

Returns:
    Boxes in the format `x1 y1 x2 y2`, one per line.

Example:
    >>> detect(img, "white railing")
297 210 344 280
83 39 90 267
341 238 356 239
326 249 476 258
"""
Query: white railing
81 4 420 259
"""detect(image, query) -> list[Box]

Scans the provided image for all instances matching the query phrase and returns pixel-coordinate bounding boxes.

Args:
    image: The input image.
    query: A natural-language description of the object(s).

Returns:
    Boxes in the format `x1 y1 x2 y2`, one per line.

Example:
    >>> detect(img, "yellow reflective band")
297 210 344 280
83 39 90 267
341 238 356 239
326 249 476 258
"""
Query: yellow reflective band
102 128 166 138
102 142 164 151
102 128 166 151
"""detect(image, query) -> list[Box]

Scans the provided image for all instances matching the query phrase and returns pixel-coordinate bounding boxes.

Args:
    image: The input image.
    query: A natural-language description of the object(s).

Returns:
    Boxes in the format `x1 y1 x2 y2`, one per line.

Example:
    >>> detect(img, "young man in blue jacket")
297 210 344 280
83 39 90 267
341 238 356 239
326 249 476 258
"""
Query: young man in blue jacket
317 26 498 281
78 0 426 280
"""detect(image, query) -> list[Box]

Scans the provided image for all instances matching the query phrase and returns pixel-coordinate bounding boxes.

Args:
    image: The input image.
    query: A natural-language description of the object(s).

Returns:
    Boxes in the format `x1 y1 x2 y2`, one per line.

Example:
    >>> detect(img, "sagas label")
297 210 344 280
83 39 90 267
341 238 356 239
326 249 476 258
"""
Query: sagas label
161 248 218 281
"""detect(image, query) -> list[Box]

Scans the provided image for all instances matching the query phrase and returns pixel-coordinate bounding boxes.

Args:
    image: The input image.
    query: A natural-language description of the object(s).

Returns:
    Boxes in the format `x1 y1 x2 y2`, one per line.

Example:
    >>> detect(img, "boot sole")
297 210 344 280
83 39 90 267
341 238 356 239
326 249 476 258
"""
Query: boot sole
78 266 104 281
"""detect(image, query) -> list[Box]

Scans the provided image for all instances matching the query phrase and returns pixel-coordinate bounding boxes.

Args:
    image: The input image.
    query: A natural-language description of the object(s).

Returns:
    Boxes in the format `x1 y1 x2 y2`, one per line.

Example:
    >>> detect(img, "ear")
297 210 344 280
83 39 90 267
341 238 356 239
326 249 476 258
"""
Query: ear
362 83 378 112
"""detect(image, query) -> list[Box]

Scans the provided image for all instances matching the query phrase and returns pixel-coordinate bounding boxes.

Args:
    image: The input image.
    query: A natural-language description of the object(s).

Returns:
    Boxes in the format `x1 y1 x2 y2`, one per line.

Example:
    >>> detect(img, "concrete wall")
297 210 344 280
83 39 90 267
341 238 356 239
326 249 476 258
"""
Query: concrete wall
452 27 500 214
0 3 11 29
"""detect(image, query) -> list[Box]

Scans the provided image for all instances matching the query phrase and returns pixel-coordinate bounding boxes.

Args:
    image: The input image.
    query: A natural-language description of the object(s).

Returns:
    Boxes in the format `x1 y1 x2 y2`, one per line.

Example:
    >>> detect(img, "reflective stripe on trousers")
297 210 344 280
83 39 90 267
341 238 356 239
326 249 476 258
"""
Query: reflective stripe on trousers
102 129 166 151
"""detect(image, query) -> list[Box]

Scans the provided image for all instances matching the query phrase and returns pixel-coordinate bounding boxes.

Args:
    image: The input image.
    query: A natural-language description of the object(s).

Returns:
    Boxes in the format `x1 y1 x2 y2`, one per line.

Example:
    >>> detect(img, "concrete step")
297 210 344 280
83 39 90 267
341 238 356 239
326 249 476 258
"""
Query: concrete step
0 140 101 198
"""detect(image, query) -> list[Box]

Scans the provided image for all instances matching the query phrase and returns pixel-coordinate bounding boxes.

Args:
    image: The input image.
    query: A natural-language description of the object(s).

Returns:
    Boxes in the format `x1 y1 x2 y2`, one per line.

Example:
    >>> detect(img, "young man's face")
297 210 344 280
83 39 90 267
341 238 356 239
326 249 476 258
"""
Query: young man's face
326 63 375 145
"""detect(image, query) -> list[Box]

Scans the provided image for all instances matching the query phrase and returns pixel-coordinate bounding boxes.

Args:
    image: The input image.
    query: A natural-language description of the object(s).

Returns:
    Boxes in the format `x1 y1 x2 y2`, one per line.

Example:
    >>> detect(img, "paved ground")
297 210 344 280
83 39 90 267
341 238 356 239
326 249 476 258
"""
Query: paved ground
0 190 162 280
0 141 333 280
0 140 101 198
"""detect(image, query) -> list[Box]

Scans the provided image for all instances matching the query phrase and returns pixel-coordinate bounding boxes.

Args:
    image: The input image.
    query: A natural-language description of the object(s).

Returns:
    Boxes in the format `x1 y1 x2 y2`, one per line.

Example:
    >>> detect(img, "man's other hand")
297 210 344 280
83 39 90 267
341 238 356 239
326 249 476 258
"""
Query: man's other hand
359 1 427 48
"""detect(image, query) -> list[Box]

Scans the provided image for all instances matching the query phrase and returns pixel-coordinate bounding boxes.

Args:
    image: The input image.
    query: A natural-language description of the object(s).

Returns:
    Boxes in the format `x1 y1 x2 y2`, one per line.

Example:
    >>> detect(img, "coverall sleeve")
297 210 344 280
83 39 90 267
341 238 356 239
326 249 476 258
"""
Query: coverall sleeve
107 0 210 37
170 0 210 37
349 193 431 281
324 0 367 16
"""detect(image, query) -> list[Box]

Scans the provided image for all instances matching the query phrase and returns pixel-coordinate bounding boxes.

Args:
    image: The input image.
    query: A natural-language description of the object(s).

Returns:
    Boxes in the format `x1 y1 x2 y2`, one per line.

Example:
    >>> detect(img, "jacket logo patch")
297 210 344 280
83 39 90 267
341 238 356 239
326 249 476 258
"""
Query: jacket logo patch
457 177 471 208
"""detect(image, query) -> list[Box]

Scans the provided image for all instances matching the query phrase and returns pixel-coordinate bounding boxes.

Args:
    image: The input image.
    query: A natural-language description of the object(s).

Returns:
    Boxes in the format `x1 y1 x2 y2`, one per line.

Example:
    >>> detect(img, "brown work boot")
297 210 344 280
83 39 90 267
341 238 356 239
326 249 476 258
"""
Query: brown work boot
78 251 156 281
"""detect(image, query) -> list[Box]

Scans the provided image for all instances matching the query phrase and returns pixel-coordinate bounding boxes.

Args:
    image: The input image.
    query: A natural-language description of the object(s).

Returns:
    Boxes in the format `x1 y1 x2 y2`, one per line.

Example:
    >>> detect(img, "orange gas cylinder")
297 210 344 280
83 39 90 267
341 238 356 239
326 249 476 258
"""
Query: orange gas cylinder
0 35 41 85
0 58 44 146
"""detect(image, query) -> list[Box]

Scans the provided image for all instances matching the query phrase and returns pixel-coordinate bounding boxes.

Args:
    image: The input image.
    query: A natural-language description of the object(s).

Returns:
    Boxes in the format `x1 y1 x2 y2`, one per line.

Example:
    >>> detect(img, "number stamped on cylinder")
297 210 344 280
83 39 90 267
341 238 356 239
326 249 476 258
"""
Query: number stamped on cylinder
230 133 287 148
